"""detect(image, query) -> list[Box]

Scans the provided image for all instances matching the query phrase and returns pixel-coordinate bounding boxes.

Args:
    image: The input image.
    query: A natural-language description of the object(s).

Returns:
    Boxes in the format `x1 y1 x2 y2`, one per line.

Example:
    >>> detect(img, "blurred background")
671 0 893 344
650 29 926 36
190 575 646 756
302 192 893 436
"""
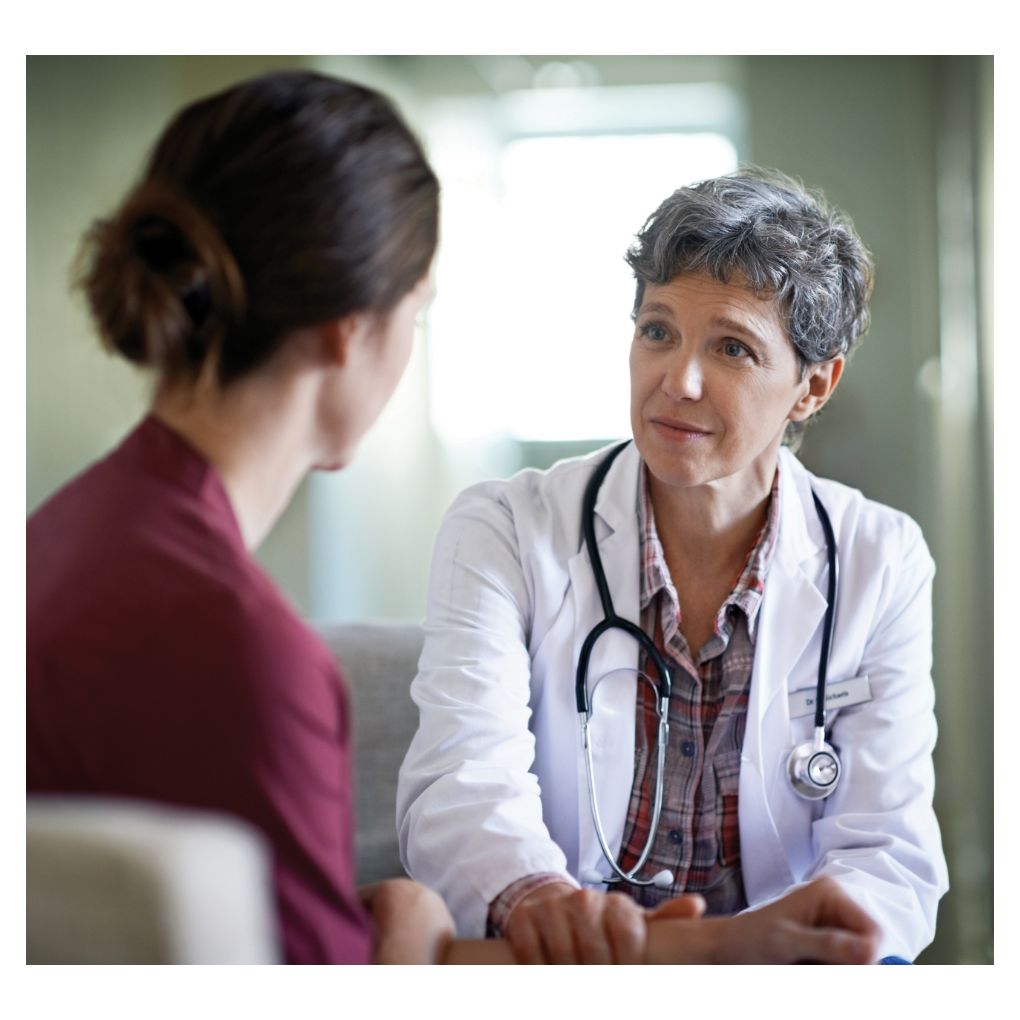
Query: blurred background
26 55 992 963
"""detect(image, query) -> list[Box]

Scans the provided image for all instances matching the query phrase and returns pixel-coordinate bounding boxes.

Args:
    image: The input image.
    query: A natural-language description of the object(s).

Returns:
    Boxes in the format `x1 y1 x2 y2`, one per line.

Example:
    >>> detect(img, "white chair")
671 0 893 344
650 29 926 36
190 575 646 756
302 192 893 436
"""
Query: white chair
27 797 281 964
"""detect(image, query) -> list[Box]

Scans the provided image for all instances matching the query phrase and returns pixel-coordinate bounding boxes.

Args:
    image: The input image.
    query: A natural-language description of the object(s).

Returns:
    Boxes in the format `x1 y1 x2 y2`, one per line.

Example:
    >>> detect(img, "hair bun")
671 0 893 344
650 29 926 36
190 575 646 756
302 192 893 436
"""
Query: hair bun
78 182 245 373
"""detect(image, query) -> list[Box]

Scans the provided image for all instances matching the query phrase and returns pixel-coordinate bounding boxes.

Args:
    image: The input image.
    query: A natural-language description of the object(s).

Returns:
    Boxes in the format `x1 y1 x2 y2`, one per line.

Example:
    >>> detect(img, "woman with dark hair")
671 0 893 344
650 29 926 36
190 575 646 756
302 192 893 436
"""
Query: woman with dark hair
27 70 743 967
398 168 948 964
26 70 455 965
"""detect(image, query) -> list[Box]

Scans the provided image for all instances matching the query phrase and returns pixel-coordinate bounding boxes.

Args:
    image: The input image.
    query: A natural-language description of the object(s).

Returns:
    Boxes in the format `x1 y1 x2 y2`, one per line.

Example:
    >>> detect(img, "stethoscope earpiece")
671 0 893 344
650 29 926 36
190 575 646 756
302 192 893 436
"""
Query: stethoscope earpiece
581 868 674 889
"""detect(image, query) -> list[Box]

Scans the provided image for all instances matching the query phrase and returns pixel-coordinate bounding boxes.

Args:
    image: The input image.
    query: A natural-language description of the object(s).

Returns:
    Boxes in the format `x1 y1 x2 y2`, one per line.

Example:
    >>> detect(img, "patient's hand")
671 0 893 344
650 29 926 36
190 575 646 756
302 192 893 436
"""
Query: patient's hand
360 878 455 964
645 876 882 965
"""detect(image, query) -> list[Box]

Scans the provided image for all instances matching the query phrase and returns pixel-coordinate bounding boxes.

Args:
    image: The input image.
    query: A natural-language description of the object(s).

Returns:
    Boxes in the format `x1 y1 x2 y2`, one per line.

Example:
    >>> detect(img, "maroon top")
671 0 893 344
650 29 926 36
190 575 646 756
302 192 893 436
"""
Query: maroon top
27 416 374 964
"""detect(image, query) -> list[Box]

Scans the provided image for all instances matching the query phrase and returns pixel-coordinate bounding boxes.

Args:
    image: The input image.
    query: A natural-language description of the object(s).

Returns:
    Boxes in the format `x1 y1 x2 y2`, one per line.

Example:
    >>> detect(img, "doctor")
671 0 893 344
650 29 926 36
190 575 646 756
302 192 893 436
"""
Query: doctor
397 168 948 963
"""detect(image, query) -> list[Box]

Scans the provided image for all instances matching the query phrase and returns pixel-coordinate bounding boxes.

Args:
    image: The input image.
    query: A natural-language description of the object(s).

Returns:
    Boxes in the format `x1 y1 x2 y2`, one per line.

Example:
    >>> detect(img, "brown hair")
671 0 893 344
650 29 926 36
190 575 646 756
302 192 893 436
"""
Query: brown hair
78 71 439 385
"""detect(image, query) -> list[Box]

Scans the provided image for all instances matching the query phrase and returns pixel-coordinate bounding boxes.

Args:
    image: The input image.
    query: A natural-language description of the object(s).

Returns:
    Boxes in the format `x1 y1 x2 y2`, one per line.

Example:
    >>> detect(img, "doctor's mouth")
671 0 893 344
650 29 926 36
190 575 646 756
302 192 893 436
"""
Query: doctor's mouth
649 416 715 442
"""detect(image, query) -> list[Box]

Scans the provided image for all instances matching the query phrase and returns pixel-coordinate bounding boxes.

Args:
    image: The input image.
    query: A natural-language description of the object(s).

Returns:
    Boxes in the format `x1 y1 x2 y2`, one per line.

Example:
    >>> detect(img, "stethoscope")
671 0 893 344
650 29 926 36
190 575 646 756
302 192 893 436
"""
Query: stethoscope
576 440 842 890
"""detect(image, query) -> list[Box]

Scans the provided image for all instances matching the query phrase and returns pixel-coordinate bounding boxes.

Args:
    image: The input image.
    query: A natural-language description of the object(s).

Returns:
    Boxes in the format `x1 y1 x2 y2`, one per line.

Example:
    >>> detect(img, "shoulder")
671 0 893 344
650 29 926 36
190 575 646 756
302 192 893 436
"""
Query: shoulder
441 441 630 545
780 448 933 574
32 473 338 707
424 445 631 628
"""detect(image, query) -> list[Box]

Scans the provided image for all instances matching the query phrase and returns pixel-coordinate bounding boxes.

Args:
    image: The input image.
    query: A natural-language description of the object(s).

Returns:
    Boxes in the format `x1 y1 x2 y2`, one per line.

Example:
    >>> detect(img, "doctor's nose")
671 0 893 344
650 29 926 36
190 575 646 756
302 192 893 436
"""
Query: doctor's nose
661 349 703 401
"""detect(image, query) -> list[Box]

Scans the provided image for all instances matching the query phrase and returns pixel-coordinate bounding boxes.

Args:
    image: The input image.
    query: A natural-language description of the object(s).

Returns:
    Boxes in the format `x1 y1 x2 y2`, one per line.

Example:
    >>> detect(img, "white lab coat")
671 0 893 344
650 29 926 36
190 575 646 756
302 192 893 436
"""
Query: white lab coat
396 442 949 960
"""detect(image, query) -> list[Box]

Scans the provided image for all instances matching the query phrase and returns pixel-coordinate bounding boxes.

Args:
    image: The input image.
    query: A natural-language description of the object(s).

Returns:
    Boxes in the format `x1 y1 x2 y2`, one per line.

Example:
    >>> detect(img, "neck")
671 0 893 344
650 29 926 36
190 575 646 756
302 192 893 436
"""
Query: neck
648 453 780 577
151 361 319 550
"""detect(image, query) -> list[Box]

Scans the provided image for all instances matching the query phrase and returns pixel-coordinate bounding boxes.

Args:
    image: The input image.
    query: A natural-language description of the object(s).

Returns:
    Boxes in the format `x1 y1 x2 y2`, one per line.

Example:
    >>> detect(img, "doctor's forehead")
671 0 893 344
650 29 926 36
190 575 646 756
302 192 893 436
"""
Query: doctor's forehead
637 275 787 338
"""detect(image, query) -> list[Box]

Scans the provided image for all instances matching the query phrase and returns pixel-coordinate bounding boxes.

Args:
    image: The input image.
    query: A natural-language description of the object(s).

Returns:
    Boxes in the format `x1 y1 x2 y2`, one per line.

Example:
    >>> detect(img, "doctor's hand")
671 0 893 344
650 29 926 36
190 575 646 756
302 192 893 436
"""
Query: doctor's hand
504 882 706 965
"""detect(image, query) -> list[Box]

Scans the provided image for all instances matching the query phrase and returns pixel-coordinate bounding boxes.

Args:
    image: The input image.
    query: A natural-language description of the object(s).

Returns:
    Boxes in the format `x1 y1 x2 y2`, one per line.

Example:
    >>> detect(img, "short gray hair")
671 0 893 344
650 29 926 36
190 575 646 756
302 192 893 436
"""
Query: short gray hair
625 166 874 368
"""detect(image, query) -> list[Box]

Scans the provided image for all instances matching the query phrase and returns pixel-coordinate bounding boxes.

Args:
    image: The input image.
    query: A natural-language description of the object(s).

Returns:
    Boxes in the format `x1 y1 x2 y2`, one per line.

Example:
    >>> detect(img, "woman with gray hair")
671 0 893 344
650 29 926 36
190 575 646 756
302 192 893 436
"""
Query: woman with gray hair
397 168 948 964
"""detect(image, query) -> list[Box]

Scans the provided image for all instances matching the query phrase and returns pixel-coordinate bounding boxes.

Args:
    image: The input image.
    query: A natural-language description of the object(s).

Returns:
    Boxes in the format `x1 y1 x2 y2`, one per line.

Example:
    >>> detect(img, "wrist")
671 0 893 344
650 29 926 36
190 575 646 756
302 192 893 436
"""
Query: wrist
439 938 517 965
517 880 577 907
491 874 576 938
645 916 726 965
504 880 577 932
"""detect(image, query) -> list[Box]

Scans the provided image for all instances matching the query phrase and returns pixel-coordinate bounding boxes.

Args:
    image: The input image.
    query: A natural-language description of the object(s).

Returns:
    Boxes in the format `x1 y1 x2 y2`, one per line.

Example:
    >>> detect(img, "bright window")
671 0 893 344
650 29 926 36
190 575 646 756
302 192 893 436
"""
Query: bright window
427 112 739 443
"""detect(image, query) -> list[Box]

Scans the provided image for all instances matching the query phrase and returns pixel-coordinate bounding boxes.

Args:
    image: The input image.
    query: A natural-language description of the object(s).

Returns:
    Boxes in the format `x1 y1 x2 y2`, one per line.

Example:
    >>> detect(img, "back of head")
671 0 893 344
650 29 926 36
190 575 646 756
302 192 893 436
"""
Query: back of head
79 71 440 385
625 167 874 369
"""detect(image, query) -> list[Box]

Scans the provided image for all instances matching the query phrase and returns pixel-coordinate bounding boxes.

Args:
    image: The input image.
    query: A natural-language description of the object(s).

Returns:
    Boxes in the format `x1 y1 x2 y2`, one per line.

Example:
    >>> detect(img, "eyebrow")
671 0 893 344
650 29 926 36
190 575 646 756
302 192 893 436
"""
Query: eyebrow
709 316 768 346
636 302 674 317
635 304 769 347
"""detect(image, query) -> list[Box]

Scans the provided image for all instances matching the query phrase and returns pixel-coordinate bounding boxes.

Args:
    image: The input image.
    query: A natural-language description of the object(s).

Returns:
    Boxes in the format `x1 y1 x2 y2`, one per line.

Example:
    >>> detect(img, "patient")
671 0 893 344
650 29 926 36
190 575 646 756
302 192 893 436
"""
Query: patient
26 69 879 965
28 69 454 964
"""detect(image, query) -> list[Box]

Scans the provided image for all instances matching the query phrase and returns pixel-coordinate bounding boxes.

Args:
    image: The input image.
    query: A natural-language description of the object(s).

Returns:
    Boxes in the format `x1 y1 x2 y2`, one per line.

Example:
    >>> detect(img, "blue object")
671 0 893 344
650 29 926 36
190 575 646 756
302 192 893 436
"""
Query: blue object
879 956 912 964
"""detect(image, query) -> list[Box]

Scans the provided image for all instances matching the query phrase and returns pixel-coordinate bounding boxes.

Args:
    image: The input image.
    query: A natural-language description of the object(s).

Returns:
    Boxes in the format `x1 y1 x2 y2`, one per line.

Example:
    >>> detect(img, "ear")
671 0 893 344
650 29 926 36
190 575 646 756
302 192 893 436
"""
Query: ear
316 312 374 369
787 355 845 422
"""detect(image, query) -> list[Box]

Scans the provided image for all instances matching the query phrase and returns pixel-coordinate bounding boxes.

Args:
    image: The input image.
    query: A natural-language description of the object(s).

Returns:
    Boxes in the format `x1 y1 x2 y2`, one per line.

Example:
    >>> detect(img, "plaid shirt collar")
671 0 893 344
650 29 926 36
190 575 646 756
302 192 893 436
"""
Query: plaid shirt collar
638 460 782 642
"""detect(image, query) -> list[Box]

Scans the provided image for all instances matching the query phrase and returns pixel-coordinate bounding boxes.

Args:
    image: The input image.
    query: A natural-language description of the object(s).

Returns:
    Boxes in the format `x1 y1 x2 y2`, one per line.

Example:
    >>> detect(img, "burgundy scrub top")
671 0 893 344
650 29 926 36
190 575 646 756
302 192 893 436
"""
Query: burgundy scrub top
27 415 374 964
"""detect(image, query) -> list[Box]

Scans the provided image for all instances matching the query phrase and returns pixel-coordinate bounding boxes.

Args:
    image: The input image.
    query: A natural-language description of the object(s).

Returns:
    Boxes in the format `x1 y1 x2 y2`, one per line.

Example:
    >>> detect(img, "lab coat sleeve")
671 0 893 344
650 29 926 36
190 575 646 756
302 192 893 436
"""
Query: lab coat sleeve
395 484 576 937
804 514 949 960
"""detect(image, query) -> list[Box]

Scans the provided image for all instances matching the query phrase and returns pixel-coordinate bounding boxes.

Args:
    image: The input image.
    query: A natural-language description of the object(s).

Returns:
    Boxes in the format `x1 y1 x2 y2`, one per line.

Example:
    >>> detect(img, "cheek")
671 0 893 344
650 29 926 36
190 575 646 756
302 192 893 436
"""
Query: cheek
629 347 651 401
399 325 415 372
383 320 415 386
628 363 644 424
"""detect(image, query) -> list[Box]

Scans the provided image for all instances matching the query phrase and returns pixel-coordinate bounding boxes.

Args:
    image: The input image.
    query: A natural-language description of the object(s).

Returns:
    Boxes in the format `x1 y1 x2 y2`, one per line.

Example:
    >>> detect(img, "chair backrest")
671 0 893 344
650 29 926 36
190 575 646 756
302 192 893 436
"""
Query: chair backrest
317 621 425 884
27 797 280 964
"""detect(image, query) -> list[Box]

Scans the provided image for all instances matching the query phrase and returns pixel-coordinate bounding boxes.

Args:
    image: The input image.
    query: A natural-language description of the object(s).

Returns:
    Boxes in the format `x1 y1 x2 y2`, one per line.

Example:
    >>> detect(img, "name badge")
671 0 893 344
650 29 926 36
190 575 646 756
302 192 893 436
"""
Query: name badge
788 675 872 719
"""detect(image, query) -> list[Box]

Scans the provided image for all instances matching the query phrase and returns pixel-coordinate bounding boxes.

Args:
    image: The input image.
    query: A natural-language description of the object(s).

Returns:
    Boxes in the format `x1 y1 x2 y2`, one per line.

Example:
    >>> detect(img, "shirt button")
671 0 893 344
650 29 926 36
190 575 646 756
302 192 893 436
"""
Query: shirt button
668 829 683 844
681 740 695 757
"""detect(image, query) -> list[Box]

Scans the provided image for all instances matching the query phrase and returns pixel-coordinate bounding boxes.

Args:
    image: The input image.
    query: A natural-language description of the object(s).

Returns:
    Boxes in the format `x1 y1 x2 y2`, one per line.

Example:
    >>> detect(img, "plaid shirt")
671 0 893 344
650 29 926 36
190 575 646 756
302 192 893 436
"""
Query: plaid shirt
616 461 781 913
488 459 781 932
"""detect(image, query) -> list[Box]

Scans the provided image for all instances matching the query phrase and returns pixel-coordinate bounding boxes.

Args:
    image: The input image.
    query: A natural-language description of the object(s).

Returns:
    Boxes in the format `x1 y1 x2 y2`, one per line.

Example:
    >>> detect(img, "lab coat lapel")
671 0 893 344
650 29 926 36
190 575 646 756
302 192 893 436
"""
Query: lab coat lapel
740 450 828 902
567 443 642 882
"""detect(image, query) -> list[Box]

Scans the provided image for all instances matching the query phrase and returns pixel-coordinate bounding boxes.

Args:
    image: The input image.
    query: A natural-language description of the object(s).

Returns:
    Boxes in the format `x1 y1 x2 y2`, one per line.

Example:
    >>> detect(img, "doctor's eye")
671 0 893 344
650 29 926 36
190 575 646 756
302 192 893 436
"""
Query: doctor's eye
721 339 753 361
638 322 669 343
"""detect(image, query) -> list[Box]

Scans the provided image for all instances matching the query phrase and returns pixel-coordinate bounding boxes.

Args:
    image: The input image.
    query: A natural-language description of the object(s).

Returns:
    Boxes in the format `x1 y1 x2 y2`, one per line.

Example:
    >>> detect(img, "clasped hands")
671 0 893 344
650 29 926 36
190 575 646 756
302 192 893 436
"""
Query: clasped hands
503 876 881 965
362 874 882 964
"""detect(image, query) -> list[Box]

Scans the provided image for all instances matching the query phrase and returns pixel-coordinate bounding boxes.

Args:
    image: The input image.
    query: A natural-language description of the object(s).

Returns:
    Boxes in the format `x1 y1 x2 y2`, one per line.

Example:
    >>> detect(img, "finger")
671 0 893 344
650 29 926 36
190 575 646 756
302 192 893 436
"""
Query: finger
507 914 547 965
567 890 612 965
603 894 648 964
648 894 706 921
792 927 880 965
537 904 580 964
809 880 882 938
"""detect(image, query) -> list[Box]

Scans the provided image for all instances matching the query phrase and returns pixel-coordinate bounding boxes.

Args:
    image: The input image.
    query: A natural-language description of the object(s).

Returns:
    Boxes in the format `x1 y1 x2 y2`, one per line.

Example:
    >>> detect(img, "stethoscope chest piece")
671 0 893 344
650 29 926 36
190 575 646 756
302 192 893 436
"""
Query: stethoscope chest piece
787 729 841 800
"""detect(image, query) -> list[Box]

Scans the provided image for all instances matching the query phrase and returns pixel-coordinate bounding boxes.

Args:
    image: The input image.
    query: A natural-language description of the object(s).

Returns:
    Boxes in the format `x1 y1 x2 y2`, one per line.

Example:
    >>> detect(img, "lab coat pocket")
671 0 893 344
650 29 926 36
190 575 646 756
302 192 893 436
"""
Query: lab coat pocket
714 748 743 866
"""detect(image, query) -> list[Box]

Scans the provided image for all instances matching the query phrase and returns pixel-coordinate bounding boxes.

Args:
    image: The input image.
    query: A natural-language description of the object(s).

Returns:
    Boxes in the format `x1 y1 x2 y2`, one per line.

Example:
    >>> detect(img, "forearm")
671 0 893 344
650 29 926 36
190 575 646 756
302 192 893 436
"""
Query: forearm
645 918 721 964
437 918 719 965
439 938 517 964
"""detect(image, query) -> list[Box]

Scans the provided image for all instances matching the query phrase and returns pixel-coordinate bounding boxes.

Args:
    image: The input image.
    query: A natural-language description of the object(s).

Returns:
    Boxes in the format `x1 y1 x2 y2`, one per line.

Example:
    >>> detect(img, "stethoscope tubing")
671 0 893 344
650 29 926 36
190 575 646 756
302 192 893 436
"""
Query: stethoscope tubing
811 489 838 731
581 701 669 885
